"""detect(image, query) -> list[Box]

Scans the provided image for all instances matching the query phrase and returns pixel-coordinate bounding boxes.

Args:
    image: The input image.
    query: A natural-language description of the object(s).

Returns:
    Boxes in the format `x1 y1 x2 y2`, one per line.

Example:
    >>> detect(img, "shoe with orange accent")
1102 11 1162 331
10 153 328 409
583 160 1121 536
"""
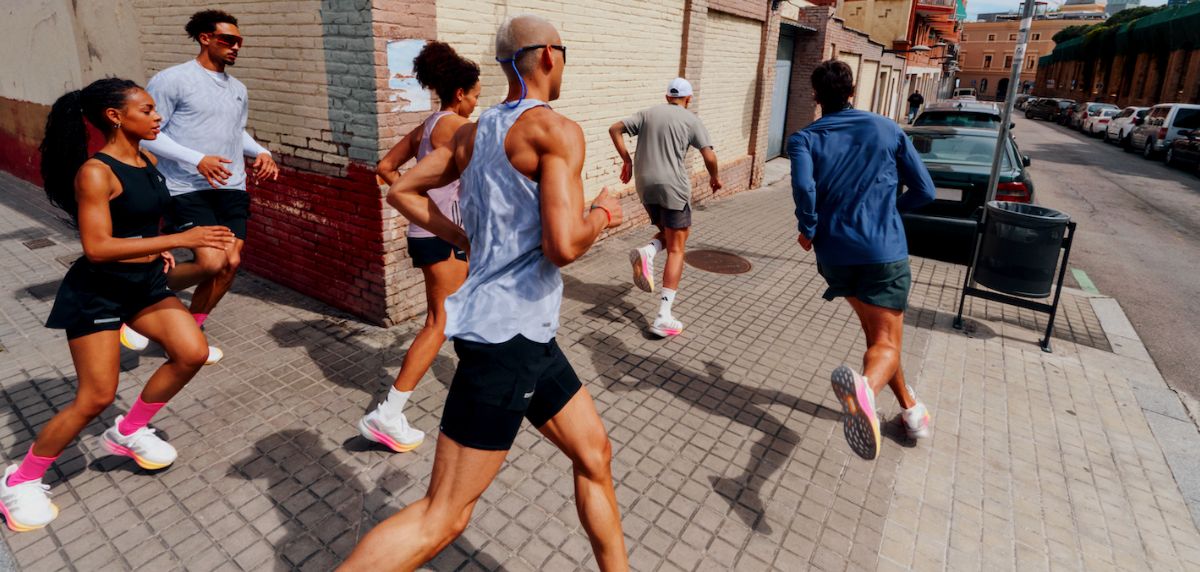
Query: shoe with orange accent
831 365 881 460
649 316 683 338
359 409 425 453
0 465 58 532
629 247 655 293
119 324 150 351
101 416 177 470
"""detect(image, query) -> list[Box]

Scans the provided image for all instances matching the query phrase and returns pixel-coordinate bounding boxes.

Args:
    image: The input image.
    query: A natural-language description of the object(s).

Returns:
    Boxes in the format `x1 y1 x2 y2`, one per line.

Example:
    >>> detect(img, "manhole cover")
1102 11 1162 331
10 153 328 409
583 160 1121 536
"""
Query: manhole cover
22 237 54 250
684 249 751 274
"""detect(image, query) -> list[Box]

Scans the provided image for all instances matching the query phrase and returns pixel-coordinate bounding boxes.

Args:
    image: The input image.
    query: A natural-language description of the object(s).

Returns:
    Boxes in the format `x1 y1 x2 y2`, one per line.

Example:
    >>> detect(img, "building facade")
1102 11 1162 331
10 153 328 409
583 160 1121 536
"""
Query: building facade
0 0 804 325
957 15 1101 100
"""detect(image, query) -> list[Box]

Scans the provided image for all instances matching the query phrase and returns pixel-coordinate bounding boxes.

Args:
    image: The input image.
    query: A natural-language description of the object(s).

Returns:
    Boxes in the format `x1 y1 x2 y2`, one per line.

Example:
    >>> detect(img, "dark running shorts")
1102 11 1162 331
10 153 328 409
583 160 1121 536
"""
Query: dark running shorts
440 335 583 451
407 236 467 268
643 203 692 229
817 259 912 312
167 190 251 240
45 259 174 339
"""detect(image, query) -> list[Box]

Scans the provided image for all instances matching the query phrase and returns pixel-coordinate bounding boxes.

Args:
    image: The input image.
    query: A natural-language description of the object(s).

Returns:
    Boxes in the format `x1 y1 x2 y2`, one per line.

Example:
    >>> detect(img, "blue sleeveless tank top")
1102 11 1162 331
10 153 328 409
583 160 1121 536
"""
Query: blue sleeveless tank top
443 100 562 344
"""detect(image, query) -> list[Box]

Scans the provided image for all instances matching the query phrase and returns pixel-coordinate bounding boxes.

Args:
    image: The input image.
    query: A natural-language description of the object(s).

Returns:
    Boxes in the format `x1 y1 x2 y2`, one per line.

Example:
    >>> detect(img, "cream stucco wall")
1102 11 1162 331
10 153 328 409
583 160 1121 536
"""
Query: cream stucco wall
0 0 145 105
437 1 688 198
699 10 762 165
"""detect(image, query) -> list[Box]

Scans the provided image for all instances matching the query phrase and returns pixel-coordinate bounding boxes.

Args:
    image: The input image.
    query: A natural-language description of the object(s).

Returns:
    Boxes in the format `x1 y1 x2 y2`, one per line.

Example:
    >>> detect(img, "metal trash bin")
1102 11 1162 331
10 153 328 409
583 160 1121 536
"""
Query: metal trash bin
973 201 1070 298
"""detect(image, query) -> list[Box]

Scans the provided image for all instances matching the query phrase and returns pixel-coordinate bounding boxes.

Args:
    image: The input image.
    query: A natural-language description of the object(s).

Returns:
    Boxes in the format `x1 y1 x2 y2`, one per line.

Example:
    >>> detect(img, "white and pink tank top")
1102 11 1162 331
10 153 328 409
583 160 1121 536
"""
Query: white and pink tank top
406 111 462 238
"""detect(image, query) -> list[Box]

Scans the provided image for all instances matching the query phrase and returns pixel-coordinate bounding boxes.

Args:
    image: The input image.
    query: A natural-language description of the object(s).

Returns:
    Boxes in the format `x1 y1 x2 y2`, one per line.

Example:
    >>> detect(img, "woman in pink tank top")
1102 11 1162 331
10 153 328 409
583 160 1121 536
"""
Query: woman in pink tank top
359 42 480 452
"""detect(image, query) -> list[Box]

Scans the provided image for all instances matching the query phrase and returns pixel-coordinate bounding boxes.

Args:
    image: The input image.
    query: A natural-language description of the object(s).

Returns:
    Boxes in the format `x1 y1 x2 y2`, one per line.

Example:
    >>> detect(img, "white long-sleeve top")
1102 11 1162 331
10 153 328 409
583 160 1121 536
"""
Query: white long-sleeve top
142 59 269 195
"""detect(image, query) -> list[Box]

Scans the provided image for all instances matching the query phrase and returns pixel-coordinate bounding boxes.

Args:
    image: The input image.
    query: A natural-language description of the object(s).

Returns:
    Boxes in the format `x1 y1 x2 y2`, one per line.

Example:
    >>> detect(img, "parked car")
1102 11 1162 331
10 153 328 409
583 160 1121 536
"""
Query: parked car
1082 107 1121 136
1026 98 1074 121
913 100 1003 129
1071 102 1120 131
1130 103 1200 159
1013 94 1035 110
1104 106 1149 145
953 87 977 99
1164 128 1200 174
901 126 1035 265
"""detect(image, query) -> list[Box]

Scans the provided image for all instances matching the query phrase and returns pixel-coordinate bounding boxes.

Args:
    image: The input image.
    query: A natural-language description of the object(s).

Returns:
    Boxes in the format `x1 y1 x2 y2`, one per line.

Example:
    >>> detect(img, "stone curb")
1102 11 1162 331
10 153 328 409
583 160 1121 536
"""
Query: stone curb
1090 295 1200 529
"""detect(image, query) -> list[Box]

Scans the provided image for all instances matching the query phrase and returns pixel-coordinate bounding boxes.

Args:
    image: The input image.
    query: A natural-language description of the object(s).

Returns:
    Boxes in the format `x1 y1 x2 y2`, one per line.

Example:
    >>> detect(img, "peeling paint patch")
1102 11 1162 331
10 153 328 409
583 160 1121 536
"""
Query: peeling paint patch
387 39 430 112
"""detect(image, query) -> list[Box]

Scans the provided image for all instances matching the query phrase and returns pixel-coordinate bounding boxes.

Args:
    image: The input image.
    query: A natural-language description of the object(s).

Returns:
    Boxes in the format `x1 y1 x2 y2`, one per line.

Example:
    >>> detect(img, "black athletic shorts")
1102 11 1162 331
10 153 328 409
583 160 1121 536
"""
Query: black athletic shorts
644 203 692 229
440 335 583 451
45 258 174 339
407 236 467 268
167 190 251 240
817 259 912 312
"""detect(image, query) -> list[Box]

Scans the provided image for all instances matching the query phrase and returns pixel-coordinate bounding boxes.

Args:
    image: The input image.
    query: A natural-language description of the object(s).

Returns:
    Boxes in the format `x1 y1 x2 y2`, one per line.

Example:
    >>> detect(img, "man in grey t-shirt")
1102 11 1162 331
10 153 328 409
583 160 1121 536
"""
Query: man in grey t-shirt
609 77 721 338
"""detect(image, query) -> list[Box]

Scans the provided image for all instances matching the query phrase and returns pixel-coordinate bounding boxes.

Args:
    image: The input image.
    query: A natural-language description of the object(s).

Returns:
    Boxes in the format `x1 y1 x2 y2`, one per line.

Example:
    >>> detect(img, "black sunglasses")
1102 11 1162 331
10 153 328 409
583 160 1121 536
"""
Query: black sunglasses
512 44 566 64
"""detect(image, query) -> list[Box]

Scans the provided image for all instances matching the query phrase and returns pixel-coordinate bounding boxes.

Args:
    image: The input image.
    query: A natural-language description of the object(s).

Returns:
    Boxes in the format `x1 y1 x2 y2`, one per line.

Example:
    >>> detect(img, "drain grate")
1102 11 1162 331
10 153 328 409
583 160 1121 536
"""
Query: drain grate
26 282 60 301
22 237 55 250
684 249 752 275
57 255 80 268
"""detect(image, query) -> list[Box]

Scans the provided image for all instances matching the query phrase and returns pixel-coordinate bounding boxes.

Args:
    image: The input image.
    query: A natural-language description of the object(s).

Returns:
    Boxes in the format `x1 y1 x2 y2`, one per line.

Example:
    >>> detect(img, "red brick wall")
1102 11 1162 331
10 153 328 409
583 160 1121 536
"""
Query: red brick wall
1035 48 1200 107
0 97 48 184
709 0 767 21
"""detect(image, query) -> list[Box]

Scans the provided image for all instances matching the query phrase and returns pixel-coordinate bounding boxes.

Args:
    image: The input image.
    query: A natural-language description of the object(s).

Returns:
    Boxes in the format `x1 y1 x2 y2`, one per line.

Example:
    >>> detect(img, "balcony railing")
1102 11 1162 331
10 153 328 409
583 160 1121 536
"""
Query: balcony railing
917 0 955 7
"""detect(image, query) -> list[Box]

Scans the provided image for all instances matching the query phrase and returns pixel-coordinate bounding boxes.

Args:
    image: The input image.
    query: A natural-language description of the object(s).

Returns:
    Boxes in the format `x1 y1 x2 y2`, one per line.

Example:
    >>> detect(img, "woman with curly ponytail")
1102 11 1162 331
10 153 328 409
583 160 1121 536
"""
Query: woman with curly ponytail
357 41 480 452
0 79 237 533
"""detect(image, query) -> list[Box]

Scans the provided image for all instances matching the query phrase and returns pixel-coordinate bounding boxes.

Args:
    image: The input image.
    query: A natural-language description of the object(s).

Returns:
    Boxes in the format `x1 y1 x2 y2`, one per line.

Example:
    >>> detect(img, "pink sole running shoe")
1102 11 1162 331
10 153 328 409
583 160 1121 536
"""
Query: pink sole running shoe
358 410 424 453
831 365 881 460
649 317 683 338
629 248 655 293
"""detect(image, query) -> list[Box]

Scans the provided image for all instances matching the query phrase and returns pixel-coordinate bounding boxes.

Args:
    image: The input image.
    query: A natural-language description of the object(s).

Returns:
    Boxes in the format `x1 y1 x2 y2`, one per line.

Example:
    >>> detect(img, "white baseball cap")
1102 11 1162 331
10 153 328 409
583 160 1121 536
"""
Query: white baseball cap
667 78 693 97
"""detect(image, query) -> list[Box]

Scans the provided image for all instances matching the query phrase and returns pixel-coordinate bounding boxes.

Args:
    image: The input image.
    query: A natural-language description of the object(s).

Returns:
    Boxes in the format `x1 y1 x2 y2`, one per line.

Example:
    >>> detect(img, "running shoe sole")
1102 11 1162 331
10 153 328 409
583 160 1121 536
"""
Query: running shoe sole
101 435 174 471
648 324 682 338
119 325 149 351
205 347 223 366
629 249 654 293
831 365 881 460
358 417 423 453
0 501 58 532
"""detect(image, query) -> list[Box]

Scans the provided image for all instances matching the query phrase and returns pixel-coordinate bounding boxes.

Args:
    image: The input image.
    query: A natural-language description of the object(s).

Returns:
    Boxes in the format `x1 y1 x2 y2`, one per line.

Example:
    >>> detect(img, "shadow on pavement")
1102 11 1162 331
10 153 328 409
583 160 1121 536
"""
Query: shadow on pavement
580 333 838 534
228 429 502 571
268 318 455 409
561 274 651 332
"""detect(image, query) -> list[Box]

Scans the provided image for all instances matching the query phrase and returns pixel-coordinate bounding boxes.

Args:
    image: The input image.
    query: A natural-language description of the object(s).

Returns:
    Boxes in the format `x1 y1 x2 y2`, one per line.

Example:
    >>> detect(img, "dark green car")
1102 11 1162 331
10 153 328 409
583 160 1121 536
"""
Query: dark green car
901 126 1035 265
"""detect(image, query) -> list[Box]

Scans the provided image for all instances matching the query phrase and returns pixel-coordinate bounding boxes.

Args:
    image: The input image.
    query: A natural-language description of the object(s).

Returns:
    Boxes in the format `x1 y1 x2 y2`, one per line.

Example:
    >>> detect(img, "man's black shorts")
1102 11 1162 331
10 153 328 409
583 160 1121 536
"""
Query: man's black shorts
643 203 692 229
817 259 912 312
45 259 175 339
440 335 583 451
167 190 251 240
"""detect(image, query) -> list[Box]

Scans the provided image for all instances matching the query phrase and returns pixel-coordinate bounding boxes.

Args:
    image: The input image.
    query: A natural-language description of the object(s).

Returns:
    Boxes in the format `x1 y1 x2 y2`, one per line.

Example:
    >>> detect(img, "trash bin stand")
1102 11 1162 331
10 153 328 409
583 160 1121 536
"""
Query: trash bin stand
952 221 1077 353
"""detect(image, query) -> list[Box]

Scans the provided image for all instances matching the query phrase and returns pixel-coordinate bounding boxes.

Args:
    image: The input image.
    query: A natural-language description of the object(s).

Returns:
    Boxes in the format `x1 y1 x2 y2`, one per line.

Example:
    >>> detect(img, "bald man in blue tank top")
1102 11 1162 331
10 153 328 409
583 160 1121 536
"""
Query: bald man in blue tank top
339 15 629 572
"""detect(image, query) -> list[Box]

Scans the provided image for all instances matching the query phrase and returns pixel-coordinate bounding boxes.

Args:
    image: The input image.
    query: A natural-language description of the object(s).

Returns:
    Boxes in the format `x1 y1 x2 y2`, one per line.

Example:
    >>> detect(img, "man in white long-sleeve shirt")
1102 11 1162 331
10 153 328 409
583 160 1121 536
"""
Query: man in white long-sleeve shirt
126 9 278 360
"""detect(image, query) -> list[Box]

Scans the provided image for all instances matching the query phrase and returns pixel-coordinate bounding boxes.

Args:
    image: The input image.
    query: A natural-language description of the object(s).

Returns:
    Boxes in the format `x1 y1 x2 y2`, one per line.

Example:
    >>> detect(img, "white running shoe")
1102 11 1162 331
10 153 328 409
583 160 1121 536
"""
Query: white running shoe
629 247 655 293
359 409 425 453
205 346 223 365
119 324 150 351
649 316 683 338
101 416 178 470
901 401 931 440
0 465 58 532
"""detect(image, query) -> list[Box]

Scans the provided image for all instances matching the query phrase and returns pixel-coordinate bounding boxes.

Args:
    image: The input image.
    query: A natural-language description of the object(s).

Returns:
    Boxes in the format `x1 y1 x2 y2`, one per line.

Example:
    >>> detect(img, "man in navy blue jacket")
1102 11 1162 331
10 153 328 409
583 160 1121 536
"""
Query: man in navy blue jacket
788 60 936 460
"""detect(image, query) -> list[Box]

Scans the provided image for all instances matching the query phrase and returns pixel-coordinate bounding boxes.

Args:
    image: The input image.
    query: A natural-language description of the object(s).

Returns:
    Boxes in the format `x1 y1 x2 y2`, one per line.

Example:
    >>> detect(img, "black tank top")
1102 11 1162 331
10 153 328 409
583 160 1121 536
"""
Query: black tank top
92 152 171 239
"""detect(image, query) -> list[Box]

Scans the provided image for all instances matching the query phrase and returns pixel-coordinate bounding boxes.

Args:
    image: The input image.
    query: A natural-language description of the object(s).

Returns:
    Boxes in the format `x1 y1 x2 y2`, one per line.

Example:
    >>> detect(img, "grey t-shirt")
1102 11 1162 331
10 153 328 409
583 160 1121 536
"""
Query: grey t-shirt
622 103 712 210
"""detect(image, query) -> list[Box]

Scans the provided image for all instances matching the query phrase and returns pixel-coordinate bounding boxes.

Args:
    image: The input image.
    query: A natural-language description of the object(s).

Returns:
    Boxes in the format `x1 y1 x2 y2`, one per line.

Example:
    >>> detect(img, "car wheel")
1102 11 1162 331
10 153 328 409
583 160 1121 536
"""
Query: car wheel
1144 140 1155 159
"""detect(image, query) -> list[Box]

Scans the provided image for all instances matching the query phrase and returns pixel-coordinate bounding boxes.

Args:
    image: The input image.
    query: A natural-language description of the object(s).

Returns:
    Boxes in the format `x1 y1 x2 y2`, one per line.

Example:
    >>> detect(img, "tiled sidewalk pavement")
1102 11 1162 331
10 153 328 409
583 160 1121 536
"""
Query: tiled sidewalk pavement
2 168 1199 571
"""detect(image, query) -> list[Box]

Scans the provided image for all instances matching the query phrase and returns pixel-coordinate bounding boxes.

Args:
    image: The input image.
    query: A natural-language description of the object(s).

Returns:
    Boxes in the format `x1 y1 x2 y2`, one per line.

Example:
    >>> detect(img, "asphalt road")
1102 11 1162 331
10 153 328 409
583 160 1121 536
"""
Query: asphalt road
1010 114 1200 414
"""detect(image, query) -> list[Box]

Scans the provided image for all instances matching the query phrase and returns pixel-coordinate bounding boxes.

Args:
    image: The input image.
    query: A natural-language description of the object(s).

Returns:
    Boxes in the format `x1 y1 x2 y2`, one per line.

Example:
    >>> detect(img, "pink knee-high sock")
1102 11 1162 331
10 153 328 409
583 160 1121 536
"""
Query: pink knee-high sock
193 313 208 327
7 445 57 486
118 396 167 436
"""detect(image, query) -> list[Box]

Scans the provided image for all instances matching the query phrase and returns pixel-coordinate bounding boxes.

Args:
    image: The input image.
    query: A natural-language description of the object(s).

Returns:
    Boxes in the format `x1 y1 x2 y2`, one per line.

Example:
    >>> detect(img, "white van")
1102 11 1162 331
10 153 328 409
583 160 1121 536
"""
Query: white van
952 87 977 100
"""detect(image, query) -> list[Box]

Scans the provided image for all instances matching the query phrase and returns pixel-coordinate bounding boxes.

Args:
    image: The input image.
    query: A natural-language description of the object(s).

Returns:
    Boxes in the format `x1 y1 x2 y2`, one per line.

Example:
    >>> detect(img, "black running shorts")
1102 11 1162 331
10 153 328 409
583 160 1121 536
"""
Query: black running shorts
440 335 583 451
407 236 467 268
45 259 175 339
817 259 912 312
643 203 692 229
167 190 251 240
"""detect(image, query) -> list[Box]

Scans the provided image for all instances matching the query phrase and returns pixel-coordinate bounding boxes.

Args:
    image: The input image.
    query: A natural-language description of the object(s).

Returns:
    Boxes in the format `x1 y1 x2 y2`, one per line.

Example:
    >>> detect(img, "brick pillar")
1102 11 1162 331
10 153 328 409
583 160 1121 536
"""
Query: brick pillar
786 6 834 135
748 7 782 188
1183 50 1200 104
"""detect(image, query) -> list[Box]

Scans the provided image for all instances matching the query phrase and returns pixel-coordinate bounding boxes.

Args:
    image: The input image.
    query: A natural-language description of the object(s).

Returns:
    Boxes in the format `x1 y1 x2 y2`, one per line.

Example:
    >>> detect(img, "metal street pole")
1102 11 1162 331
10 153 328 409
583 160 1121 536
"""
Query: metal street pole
984 0 1037 202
